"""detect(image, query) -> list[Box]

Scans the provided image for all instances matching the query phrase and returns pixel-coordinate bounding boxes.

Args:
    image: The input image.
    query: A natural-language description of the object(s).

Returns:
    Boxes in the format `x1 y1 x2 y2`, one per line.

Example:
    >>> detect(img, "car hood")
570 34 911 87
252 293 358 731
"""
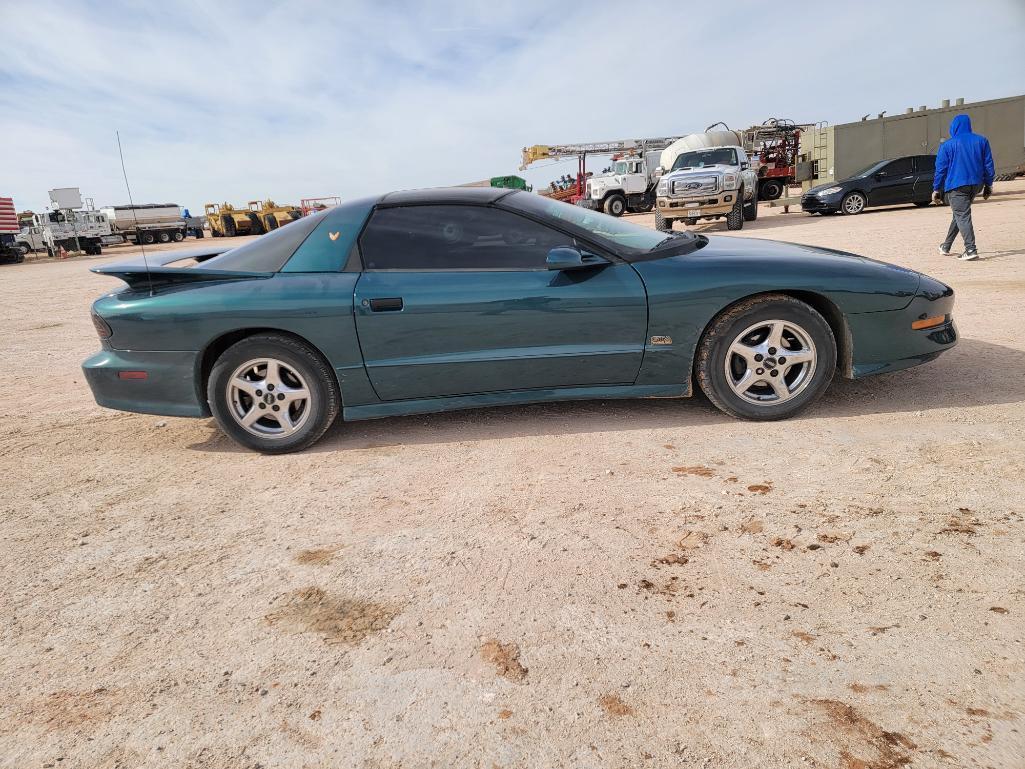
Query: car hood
664 164 732 179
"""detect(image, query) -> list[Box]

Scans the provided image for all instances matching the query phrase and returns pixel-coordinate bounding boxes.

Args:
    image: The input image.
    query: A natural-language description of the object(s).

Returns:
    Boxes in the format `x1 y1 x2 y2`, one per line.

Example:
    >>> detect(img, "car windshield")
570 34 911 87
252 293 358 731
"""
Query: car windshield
613 160 633 174
671 148 737 170
850 161 887 178
502 192 695 254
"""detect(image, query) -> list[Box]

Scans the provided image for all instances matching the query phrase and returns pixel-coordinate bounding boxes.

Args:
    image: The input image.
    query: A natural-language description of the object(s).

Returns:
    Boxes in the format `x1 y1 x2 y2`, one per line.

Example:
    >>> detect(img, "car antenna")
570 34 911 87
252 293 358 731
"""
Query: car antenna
116 131 153 296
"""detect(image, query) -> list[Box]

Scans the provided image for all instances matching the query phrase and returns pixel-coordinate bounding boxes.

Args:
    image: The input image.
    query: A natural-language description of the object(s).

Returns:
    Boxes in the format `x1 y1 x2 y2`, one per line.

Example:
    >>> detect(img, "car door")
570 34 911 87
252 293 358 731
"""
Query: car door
352 203 649 402
868 157 915 206
912 155 936 202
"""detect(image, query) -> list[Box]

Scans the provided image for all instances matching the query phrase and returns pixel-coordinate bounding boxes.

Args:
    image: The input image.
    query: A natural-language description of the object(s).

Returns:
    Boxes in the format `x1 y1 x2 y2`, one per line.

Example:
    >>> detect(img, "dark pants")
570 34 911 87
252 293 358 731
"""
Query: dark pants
942 185 980 252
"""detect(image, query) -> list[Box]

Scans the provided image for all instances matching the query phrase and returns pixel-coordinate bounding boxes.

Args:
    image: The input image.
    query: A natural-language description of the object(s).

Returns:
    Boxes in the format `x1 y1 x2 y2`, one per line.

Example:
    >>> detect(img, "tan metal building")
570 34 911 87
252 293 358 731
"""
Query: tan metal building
798 94 1025 190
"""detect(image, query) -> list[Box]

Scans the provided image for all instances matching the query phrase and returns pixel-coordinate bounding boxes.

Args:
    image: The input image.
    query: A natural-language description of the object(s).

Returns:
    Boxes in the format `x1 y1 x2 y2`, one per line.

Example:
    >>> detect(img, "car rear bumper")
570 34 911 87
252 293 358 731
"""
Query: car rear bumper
82 348 207 417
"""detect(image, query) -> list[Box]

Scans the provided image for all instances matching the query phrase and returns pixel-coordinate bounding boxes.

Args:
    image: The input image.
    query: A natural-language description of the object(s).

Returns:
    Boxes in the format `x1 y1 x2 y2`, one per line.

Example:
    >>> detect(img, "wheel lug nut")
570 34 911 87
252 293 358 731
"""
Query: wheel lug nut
754 354 763 362
756 368 764 375
267 384 275 391
277 393 285 401
255 390 262 396
272 404 280 411
778 357 786 364
768 347 777 355
770 370 778 377
258 402 265 409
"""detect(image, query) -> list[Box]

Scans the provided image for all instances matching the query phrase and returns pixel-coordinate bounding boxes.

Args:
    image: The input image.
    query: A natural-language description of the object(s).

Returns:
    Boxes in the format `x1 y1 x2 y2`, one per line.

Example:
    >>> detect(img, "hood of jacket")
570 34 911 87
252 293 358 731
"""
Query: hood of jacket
949 114 972 137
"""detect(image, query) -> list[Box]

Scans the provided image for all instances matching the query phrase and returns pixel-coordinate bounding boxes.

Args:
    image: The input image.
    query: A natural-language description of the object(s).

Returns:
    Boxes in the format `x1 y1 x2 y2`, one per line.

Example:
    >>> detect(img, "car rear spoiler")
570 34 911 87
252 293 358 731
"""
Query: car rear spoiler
91 245 272 291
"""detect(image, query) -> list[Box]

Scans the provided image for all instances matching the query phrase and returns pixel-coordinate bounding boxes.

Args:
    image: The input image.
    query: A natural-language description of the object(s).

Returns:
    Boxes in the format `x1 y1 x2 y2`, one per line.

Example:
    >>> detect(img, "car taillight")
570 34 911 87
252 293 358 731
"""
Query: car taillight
91 313 112 339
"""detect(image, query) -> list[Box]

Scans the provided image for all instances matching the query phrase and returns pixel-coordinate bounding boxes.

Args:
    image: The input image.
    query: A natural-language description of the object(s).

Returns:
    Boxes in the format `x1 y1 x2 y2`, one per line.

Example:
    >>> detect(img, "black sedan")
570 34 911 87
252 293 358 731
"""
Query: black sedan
801 155 936 215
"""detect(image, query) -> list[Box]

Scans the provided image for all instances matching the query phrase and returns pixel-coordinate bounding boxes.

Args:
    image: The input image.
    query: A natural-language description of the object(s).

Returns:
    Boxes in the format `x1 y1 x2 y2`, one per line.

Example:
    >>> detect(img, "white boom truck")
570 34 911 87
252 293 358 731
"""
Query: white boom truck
654 131 759 231
578 148 664 216
100 203 187 245
16 210 110 256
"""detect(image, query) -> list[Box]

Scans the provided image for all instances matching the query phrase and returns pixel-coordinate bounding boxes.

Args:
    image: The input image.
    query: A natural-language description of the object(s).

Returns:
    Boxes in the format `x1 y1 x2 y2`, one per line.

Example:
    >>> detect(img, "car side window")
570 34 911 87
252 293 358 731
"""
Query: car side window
359 205 571 270
882 158 913 176
915 155 935 173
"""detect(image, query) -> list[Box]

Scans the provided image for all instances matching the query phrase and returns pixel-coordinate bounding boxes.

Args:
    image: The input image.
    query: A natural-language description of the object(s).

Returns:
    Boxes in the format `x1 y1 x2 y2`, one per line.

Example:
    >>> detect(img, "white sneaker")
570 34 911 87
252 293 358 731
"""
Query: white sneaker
959 249 979 261
938 244 951 255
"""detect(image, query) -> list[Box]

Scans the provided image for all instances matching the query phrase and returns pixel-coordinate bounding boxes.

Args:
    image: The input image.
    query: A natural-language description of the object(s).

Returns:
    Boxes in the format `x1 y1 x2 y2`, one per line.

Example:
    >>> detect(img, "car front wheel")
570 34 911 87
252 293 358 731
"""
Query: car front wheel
695 294 836 421
841 191 866 215
208 334 340 453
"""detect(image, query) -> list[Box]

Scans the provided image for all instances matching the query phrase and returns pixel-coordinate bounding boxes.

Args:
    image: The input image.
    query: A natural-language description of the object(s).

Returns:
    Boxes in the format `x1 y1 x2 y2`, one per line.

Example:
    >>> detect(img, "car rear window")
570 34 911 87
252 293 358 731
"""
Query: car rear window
199 210 327 272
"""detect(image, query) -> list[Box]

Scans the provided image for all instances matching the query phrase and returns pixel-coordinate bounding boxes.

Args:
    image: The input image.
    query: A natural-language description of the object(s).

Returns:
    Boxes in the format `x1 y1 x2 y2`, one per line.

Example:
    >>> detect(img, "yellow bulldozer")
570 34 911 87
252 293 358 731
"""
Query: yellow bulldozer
204 202 263 237
247 200 301 232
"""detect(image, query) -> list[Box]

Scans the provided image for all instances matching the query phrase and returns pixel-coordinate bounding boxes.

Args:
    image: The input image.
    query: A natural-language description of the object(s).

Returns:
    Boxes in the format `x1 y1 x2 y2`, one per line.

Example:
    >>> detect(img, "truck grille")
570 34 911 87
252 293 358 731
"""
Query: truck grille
670 176 718 196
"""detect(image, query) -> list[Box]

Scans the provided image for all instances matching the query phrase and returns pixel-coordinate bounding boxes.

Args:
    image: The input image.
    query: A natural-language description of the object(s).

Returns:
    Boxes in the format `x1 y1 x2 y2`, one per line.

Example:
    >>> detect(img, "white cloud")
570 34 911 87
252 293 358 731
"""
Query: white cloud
1 0 1023 212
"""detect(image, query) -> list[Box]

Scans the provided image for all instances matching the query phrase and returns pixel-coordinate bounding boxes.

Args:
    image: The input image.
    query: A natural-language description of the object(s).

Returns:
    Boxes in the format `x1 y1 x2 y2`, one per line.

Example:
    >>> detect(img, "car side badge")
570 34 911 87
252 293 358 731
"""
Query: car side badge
328 231 340 241
650 336 672 345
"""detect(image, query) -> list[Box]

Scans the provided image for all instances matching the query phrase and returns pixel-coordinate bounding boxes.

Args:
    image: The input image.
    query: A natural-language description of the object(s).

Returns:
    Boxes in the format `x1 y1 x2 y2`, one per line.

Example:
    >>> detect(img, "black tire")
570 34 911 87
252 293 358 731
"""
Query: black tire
196 229 205 238
913 201 931 208
743 189 758 222
207 334 341 454
841 191 866 215
247 213 265 235
655 208 672 232
725 195 744 230
222 216 237 237
265 215 278 231
695 294 836 421
18 243 31 255
173 231 185 241
603 194 627 217
760 180 784 201
685 218 699 227
158 231 171 243
141 232 156 245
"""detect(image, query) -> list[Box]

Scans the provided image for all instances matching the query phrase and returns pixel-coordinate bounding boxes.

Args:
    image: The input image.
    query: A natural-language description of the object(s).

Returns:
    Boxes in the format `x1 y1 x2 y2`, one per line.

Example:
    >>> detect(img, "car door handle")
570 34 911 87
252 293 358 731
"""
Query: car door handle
368 297 403 312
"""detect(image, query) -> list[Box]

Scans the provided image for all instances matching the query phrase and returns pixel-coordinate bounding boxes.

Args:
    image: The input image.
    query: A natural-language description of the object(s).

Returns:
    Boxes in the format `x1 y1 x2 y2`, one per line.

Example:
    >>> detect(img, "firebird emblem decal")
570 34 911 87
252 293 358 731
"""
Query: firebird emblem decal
650 335 672 345
328 231 340 241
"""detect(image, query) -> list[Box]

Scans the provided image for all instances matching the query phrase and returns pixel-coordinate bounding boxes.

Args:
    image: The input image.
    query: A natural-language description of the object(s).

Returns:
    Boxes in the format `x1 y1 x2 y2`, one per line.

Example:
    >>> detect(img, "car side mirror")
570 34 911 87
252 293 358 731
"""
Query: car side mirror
546 246 609 271
653 167 664 177
741 162 750 170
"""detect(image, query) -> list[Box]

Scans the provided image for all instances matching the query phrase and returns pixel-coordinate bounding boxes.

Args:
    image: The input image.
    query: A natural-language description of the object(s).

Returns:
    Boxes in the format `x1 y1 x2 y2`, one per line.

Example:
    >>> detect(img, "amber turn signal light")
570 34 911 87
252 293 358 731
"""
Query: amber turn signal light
911 315 946 330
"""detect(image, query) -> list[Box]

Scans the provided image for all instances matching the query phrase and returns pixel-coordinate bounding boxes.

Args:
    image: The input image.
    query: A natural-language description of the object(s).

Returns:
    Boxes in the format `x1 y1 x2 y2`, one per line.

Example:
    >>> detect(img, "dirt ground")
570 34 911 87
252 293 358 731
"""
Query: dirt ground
2 183 1024 769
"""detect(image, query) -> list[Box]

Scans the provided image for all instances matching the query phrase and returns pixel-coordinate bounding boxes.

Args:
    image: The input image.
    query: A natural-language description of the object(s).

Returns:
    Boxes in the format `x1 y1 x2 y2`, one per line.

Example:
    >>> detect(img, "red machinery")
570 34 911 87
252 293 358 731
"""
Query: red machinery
741 119 810 200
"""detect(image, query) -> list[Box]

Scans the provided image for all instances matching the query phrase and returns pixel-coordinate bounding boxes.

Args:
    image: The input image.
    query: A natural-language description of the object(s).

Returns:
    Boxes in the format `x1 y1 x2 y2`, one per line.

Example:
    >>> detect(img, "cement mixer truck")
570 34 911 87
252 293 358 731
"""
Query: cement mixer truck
654 130 759 232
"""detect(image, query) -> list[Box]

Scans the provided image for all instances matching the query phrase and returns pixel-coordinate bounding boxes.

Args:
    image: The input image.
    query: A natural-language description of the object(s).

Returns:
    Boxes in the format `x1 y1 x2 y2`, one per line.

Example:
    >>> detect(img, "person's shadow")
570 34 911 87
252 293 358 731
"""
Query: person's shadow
187 337 1025 454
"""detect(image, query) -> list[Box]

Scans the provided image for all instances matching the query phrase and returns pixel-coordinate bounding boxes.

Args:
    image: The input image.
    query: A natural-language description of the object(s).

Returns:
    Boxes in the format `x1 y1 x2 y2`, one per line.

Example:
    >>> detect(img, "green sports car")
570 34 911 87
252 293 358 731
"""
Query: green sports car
83 187 956 453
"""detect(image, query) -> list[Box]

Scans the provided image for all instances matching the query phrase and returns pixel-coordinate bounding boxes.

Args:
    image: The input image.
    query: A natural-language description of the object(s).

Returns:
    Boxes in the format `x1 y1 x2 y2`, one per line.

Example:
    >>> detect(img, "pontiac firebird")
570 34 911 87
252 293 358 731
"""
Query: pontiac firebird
83 187 957 453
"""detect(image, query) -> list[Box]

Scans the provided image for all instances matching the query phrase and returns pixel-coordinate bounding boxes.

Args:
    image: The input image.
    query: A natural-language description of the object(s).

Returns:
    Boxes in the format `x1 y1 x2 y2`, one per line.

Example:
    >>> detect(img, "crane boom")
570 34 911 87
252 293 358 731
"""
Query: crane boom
520 136 681 170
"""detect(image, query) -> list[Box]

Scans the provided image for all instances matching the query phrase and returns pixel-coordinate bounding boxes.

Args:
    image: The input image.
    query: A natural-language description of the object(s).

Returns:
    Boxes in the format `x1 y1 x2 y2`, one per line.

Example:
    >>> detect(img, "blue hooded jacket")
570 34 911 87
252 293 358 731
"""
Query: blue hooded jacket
934 114 995 192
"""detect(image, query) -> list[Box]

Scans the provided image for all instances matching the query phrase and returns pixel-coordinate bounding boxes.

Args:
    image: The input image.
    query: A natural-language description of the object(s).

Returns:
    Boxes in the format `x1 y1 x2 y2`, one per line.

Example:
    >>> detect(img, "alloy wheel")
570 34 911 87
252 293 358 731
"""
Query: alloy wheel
724 319 817 405
226 358 312 437
843 193 865 214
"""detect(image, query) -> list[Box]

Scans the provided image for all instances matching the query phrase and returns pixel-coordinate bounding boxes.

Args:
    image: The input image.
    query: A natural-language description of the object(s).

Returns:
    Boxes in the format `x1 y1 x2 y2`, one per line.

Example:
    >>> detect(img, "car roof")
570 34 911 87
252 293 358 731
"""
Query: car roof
379 187 517 206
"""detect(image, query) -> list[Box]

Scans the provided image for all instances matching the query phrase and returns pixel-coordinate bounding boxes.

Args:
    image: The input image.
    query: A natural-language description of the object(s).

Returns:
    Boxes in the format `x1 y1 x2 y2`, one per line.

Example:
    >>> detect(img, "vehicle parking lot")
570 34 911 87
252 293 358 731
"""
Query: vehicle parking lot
2 186 1024 767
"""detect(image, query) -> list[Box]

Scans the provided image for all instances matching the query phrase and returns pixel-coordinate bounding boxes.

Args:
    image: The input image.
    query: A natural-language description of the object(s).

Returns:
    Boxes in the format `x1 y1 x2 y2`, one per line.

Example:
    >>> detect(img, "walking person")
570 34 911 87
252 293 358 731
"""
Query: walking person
933 114 995 261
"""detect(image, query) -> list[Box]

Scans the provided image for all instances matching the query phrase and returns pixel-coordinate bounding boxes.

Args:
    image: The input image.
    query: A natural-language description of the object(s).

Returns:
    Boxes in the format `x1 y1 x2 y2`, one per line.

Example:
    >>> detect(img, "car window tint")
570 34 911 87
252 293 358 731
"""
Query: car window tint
916 155 936 173
360 205 570 270
882 158 913 176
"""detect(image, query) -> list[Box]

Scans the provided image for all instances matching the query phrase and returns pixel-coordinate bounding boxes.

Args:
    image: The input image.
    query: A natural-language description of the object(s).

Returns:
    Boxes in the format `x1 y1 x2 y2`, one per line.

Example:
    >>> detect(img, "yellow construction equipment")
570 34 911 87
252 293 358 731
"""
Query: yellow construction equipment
247 200 301 231
204 202 263 237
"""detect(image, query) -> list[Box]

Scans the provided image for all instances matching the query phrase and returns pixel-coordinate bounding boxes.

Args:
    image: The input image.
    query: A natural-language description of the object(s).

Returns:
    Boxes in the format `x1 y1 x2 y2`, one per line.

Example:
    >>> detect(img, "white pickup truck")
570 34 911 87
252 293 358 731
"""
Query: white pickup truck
655 144 759 231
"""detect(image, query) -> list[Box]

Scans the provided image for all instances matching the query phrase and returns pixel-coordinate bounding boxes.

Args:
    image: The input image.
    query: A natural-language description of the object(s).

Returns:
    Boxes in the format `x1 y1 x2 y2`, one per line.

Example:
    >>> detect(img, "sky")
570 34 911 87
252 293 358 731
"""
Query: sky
2 0 1024 214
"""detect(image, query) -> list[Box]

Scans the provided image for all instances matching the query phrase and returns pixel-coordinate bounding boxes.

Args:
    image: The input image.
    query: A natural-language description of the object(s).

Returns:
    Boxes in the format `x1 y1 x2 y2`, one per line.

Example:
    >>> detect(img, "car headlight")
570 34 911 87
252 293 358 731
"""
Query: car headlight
722 173 738 190
657 180 669 196
819 186 843 196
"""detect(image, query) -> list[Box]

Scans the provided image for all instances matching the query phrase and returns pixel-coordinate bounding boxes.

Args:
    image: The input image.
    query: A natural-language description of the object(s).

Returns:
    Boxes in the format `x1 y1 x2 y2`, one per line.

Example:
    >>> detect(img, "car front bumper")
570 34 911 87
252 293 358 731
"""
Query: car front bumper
801 195 841 213
847 285 958 377
656 192 738 219
82 348 207 417
576 198 602 210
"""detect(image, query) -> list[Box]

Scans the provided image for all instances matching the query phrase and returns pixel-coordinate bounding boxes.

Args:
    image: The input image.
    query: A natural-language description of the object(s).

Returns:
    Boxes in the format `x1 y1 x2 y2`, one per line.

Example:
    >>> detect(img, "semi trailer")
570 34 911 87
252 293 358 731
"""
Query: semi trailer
100 203 187 245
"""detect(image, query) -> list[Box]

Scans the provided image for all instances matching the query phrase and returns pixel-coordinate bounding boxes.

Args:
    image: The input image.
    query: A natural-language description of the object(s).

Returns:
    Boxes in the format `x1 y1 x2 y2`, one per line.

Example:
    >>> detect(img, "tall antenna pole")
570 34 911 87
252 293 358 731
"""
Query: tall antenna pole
116 131 153 295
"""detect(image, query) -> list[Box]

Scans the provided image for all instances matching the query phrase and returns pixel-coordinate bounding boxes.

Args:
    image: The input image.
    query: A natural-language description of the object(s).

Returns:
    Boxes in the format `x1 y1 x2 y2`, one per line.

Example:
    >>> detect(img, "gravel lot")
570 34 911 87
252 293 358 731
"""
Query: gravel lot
2 184 1024 768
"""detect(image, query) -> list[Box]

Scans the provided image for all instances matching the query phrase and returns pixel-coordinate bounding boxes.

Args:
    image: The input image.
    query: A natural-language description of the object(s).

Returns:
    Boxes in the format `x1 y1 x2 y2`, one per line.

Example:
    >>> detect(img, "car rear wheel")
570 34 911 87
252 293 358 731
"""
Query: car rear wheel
760 180 784 200
208 334 340 453
841 191 866 215
695 294 836 421
743 189 758 222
